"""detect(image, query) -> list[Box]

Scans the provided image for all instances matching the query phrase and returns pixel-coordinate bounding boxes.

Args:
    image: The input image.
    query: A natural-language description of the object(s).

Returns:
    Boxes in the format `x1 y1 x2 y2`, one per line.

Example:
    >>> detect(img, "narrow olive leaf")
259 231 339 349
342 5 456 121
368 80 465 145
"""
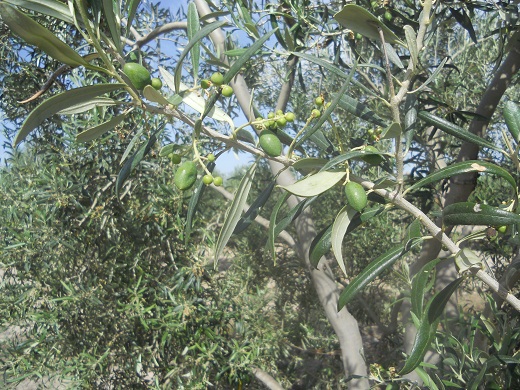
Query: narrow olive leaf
455 248 482 273
294 63 356 150
4 0 73 23
142 85 171 106
408 161 516 193
381 122 402 139
267 192 291 261
404 25 418 70
334 4 404 46
57 97 122 115
321 149 381 171
337 95 387 127
467 362 487 390
504 101 520 142
409 57 448 94
222 29 277 84
309 224 333 268
159 67 235 129
185 162 216 244
115 128 160 198
187 2 200 84
279 170 345 197
384 43 404 69
102 0 122 53
411 258 443 318
234 181 276 234
215 162 257 263
427 277 464 323
76 114 126 143
159 143 190 157
331 206 358 277
274 196 317 239
236 128 255 144
414 367 441 390
126 0 141 32
399 315 439 375
174 21 227 92
13 83 124 147
291 52 376 97
418 111 502 152
292 158 328 174
403 92 417 154
0 3 89 68
120 127 143 165
443 202 520 226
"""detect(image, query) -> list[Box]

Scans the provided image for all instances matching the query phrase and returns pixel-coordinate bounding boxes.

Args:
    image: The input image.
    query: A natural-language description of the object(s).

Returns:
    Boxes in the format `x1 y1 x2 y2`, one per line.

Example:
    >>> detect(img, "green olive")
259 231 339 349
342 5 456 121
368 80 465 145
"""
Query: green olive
344 181 367 212
221 85 234 97
174 161 198 190
285 112 295 122
259 130 283 157
213 176 223 186
210 72 224 86
201 79 211 89
123 62 152 90
151 77 162 90
202 174 213 185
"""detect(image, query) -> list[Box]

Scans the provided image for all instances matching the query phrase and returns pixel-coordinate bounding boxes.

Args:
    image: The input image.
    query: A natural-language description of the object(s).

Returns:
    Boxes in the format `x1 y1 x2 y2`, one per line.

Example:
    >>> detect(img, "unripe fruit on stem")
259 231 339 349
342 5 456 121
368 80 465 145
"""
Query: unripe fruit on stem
276 109 284 116
311 109 321 118
210 72 224 86
276 116 287 128
267 112 275 119
207 153 216 162
151 77 162 90
344 181 367 212
315 96 324 106
384 10 392 21
259 130 283 157
221 85 234 97
497 225 507 234
201 79 211 89
285 112 295 122
123 62 152 90
174 161 198 190
202 174 213 185
213 176 223 186
170 153 181 164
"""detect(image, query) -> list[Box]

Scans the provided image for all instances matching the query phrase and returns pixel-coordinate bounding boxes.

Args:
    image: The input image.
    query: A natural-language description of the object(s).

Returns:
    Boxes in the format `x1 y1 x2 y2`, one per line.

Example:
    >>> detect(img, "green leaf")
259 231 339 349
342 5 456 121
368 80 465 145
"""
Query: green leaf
57 97 122 115
234 181 276 234
407 161 517 193
292 158 328 174
399 315 439 375
4 0 73 23
102 0 122 53
115 127 160 198
0 3 89 67
410 57 448 94
159 143 190 157
142 85 171 106
404 92 417 154
381 122 401 140
279 170 345 197
309 224 333 268
274 196 317 239
321 149 384 171
126 0 141 32
334 4 404 45
76 114 126 143
187 2 200 84
215 162 257 262
411 259 443 318
339 244 404 311
427 277 464 323
443 202 520 226
185 162 216 244
13 83 124 147
337 95 387 127
174 21 227 93
236 128 255 144
223 28 277 85
504 101 520 142
404 25 418 70
384 43 404 69
455 248 482 273
267 192 291 261
417 111 502 152
332 205 358 277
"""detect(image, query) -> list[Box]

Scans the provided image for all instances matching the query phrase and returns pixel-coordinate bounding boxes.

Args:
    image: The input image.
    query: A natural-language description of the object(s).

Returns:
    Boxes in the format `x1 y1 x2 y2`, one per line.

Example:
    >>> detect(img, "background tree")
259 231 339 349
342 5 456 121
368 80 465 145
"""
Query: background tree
1 0 520 389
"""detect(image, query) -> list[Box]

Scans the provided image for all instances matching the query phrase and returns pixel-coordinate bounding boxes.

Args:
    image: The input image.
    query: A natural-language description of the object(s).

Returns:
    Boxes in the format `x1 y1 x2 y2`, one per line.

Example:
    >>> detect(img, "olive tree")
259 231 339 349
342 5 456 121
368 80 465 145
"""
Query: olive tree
1 0 520 388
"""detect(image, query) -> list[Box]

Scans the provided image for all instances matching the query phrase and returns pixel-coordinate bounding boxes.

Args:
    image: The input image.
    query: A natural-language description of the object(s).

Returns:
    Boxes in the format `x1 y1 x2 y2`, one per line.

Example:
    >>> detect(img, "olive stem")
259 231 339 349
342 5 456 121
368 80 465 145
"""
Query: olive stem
286 115 315 158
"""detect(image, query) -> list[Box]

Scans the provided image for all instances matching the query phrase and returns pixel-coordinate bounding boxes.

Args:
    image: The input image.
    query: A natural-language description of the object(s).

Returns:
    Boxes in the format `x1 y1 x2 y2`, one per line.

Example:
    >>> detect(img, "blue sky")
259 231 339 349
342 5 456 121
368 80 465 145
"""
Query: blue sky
1 0 250 174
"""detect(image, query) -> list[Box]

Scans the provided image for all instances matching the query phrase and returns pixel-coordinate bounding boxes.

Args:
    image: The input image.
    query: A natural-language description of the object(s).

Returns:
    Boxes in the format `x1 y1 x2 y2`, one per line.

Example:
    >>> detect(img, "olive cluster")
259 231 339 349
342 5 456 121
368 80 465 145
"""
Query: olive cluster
167 152 223 191
254 110 295 158
200 72 234 98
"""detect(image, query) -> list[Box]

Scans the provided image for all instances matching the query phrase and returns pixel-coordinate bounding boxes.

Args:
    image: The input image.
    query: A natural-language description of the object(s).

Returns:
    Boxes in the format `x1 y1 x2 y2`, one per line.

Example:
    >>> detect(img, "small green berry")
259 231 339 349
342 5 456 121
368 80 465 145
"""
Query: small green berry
276 116 287 128
201 79 211 89
221 85 234 97
384 10 392 21
285 112 295 122
170 153 182 164
207 153 216 162
202 174 213 185
311 109 321 118
213 176 223 186
167 152 174 160
315 96 324 106
210 72 224 86
355 33 363 40
497 225 508 234
267 112 275 119
276 109 284 116
151 77 162 90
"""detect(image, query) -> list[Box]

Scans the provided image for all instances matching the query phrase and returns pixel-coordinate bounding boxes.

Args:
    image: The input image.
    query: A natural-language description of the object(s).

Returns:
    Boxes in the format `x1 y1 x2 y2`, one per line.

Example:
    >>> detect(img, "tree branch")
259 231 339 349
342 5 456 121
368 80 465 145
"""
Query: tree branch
251 367 285 390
